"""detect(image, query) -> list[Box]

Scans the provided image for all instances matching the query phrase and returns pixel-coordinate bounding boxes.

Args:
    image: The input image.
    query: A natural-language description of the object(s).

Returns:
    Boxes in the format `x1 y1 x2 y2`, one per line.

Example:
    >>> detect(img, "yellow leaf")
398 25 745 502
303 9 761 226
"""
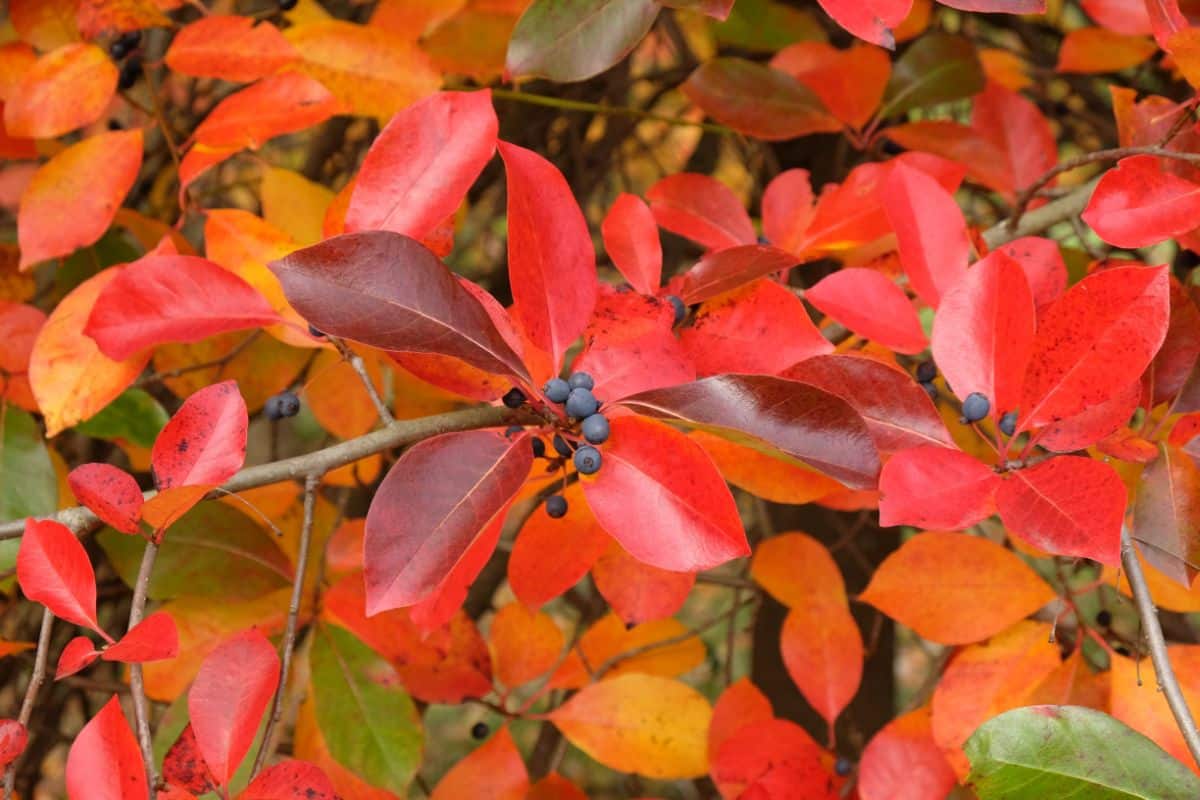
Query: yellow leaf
261 166 334 247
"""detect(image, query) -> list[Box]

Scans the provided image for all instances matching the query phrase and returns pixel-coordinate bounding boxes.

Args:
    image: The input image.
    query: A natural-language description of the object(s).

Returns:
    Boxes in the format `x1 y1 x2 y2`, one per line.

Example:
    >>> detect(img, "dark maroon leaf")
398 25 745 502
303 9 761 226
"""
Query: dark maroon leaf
163 724 217 796
1151 276 1200 405
1134 444 1200 587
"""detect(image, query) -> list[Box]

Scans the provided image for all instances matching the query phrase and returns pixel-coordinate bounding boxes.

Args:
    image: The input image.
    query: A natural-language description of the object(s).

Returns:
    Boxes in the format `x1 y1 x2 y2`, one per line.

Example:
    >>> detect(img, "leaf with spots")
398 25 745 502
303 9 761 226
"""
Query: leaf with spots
163 724 217 796
67 463 143 535
240 760 339 800
151 380 248 492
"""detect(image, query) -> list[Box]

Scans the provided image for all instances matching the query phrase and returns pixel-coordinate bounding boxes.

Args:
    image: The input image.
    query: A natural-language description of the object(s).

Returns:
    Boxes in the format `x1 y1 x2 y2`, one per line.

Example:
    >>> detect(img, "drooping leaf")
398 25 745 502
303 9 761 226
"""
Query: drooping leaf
271 231 529 382
187 628 280 787
1133 444 1200 587
346 90 498 242
645 173 756 252
189 72 344 152
691 429 842 504
65 696 147 800
548 674 712 779
601 193 662 294
102 611 179 664
620 374 880 488
508 482 609 607
151 380 247 491
4 43 116 139
488 602 565 687
965 706 1200 799
505 0 660 82
680 244 800 304
1082 156 1200 248
240 760 339 800
591 539 695 625
17 518 103 635
859 706 956 800
68 463 143 535
499 141 597 372
882 161 970 308
84 256 281 361
804 268 928 354
17 130 142 269
880 33 985 118
711 718 838 799
430 726 528 800
878 446 1000 530
165 15 298 82
681 58 842 140
364 430 532 614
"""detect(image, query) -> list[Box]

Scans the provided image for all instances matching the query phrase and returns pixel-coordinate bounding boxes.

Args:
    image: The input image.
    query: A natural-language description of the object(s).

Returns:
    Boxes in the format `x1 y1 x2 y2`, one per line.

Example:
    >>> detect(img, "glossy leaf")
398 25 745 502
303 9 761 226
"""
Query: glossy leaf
965 706 1200 799
548 674 711 779
591 539 695 625
645 173 756 252
17 518 103 635
680 244 801 304
165 15 298 82
862 531 1054 644
996 456 1126 565
1146 0 1188 48
4 43 116 139
499 141 597 371
508 482 609 607
18 130 142 269
102 611 179 664
580 415 747 571
190 72 343 151
271 231 529 381
1082 0 1153 34
151 380 247 491
346 90 498 242
711 717 838 800
241 760 339 800
1083 156 1200 248
691 429 842 505
65 696 147 800
364 430 532 613
85 255 281 361
1133 444 1200 587
188 628 281 786
430 726 528 800
882 161 970 308
67 463 142 535
879 446 1000 530
859 706 956 800
681 58 841 140
506 0 660 82
488 602 565 687
881 33 985 118
409 502 509 631
813 0 910 49
804 268 928 354
602 193 662 294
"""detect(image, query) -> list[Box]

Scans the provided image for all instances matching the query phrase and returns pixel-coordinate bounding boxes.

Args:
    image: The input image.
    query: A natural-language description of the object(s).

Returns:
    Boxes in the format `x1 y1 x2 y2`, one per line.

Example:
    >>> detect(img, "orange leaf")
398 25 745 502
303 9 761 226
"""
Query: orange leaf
370 0 467 40
1058 28 1157 74
1021 648 1108 709
422 7 521 81
508 482 608 608
9 0 79 51
76 0 171 39
284 20 441 120
0 300 45 411
548 614 705 690
547 674 712 779
860 531 1055 645
770 41 890 129
690 430 840 504
261 167 333 247
750 531 847 610
191 72 343 151
1102 550 1200 613
487 602 564 688
1111 647 1200 772
0 43 38 102
430 726 528 800
18 129 142 268
304 347 387 439
708 677 773 761
979 48 1031 90
591 539 695 625
165 15 298 83
5 43 116 139
151 332 309 414
28 269 150 436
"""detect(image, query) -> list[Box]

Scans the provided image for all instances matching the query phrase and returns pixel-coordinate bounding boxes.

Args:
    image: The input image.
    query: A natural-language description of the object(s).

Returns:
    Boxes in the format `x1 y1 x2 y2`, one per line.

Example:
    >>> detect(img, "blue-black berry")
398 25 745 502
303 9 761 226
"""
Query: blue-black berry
470 722 488 740
666 294 687 326
308 323 325 338
834 757 853 776
916 360 937 384
531 437 546 458
565 387 599 419
279 0 299 9
581 414 610 444
568 372 595 391
117 56 141 90
544 378 570 404
545 495 568 518
961 392 990 424
505 425 523 437
574 445 602 475
552 434 574 458
998 411 1018 437
922 382 938 401
502 388 526 409
1096 609 1113 627
109 31 140 60
264 391 300 420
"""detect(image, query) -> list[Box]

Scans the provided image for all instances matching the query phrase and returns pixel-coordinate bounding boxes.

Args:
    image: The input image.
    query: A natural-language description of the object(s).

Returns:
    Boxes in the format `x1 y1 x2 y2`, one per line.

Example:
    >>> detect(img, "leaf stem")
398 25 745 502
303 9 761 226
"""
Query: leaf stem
330 337 394 426
1 609 53 800
488 87 733 136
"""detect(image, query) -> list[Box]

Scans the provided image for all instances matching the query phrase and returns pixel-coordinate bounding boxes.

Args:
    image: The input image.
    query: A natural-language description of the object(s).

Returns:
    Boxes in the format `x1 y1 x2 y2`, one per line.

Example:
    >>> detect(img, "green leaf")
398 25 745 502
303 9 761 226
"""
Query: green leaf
880 33 984 119
75 388 169 448
0 408 57 581
966 705 1200 799
506 0 661 83
98 502 292 601
711 0 825 52
310 623 423 794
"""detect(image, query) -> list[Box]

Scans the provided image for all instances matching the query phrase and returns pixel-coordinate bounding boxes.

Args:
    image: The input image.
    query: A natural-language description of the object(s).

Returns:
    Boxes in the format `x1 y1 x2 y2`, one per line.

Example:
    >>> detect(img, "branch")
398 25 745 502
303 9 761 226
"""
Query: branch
0 404 534 539
489 87 731 135
982 177 1100 250
128 541 160 796
1121 528 1200 770
2 608 53 800
330 338 394 426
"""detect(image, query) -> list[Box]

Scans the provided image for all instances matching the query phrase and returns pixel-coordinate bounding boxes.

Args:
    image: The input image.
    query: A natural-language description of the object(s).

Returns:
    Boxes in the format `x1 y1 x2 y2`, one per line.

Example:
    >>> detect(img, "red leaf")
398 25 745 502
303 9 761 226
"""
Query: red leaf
645 173 756 251
971 82 1057 200
499 141 598 372
799 162 894 254
240 760 337 800
678 279 832 377
621 374 880 489
782 354 955 454
66 696 147 800
931 251 1035 416
271 231 529 382
1039 379 1141 452
103 611 179 664
601 193 662 294
711 718 838 800
939 0 1044 10
771 42 891 130
17 519 104 636
680 245 801 305
527 773 587 800
709 678 773 760
188 628 281 787
1082 156 1200 248
882 162 970 308
1133 444 1200 587
67 463 143 535
1151 276 1200 404
430 726 529 800
56 636 100 680
84 256 281 361
508 483 609 608
813 0 910 48
762 169 815 254
591 539 695 625
0 719 27 770
152 380 248 490
996 456 1126 564
858 706 955 800
163 724 217 796
165 15 298 83
581 416 748 571
993 237 1068 312
1145 0 1187 47
0 301 42 411
804 268 928 354
364 430 532 614
1020 264 1169 427
409 502 509 632
345 90 498 243
878 446 1000 530
1082 0 1153 35
190 72 343 151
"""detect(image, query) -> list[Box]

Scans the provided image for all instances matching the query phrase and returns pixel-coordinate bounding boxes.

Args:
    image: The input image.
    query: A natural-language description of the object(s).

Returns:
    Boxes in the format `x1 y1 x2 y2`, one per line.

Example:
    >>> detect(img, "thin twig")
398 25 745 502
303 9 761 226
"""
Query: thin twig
128 541 160 796
1121 528 1200 770
2 609 53 800
330 338 394 426
489 87 732 135
982 177 1101 250
253 473 321 776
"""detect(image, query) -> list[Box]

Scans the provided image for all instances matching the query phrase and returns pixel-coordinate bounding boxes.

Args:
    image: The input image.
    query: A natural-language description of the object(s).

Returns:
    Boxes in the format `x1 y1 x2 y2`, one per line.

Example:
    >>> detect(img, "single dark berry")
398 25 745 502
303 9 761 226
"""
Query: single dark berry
757 235 770 245
545 495 568 518
834 757 853 777
998 411 1018 437
921 381 938 401
916 360 937 384
107 119 123 130
117 56 141 90
544 378 570 404
565 387 599 419
1096 609 1113 627
552 434 574 458
109 31 139 60
666 294 686 326
505 425 523 437
581 413 610 444
502 387 526 409
308 323 325 338
110 41 129 60
625 620 637 630
568 371 595 391
278 0 299 9
960 392 990 424
531 437 546 458
470 722 489 740
574 445 602 475
264 391 300 420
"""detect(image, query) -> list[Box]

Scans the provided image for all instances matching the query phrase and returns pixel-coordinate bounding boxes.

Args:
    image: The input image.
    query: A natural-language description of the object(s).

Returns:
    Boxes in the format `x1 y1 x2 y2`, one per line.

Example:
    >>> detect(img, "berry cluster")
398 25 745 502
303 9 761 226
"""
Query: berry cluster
109 31 142 90
916 360 1017 433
